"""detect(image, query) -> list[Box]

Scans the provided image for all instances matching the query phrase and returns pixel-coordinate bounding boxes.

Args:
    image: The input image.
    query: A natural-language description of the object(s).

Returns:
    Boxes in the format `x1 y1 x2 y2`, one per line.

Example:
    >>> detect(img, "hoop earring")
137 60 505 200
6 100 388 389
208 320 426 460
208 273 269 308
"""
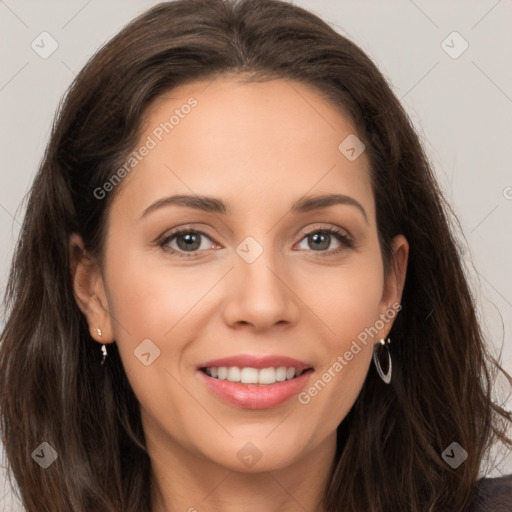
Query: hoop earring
373 338 392 384
100 344 108 366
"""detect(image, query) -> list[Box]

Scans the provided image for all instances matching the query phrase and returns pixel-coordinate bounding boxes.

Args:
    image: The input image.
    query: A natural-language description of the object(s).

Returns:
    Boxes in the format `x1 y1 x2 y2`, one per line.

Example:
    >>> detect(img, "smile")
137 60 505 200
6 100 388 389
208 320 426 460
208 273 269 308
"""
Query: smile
196 354 315 409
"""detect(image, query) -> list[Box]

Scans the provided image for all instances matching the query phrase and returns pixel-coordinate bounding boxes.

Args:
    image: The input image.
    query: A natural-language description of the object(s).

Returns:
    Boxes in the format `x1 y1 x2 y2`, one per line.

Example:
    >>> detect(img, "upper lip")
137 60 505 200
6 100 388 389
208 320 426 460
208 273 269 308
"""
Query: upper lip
197 354 314 372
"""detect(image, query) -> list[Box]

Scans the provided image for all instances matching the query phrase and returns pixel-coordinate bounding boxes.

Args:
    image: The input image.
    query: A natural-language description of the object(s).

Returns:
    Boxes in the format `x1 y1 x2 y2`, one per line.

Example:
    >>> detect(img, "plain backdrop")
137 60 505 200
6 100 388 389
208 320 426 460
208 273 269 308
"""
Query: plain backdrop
1 0 511 509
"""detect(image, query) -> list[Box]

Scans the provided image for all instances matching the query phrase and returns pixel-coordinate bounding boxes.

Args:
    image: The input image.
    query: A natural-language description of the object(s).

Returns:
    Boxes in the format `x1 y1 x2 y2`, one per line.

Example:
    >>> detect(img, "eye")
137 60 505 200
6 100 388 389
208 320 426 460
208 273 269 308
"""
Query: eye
159 228 218 257
295 227 353 254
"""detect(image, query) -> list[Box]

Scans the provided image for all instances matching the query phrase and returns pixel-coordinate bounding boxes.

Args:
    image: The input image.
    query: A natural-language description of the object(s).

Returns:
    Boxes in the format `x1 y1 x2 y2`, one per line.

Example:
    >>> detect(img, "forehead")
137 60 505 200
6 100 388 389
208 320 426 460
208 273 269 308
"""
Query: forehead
112 75 374 221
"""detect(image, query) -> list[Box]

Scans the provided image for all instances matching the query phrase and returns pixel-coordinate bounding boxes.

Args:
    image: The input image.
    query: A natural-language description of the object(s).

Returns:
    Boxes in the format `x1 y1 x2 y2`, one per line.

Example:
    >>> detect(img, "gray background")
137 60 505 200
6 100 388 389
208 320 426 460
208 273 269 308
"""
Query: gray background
1 0 511 509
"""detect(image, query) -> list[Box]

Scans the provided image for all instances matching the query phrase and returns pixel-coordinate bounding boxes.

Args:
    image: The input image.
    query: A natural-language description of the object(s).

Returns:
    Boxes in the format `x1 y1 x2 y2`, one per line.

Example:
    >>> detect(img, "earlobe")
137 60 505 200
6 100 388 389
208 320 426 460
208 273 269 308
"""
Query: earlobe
69 233 115 343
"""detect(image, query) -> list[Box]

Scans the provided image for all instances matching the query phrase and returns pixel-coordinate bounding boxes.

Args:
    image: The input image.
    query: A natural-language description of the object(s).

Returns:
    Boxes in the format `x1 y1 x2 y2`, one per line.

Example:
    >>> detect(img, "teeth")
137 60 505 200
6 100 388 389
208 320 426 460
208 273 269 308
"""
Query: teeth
275 367 287 382
227 366 241 382
258 367 276 384
204 366 306 385
240 367 259 384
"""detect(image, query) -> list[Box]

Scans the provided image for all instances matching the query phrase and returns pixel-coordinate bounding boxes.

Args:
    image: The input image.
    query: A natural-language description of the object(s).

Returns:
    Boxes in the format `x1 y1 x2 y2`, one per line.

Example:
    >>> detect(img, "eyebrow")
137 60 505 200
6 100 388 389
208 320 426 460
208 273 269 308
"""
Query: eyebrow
140 193 368 223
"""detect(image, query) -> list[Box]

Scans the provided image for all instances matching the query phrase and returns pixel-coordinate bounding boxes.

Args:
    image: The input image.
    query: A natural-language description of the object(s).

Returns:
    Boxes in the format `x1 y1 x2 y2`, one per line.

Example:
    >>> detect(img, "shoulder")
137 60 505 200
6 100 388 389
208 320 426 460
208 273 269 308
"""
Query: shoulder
467 474 512 512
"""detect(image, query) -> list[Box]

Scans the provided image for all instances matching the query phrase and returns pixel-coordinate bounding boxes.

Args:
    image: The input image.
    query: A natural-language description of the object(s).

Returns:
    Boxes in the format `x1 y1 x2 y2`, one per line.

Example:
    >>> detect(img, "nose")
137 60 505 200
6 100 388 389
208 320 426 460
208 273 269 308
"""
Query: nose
221 247 301 332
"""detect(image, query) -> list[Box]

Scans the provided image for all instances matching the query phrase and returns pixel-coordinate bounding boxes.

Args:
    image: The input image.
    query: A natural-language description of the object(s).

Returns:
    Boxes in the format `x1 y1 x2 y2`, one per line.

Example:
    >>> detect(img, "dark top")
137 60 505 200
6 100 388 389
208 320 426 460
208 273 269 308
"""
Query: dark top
468 474 512 511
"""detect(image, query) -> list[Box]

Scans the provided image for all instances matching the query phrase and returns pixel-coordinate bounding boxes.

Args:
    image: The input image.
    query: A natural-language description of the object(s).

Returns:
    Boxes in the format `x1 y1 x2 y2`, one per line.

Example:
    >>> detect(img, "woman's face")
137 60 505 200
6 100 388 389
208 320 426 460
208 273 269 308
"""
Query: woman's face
77 75 408 473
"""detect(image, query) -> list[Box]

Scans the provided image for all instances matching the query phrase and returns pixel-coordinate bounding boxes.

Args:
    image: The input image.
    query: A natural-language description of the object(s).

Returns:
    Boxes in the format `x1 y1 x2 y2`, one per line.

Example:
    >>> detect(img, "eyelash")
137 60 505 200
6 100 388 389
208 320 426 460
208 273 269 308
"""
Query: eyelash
158 225 354 259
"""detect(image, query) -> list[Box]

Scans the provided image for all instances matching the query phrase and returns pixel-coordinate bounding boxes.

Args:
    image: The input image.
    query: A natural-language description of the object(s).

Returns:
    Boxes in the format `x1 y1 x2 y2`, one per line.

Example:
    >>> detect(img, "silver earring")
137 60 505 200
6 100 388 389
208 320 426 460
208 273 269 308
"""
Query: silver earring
100 344 108 366
96 328 108 366
373 338 392 384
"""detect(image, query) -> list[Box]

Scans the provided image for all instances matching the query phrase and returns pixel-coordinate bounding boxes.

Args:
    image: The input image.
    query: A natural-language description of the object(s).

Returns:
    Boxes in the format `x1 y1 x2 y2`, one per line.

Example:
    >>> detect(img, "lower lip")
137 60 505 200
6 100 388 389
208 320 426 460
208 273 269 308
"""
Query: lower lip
197 369 314 409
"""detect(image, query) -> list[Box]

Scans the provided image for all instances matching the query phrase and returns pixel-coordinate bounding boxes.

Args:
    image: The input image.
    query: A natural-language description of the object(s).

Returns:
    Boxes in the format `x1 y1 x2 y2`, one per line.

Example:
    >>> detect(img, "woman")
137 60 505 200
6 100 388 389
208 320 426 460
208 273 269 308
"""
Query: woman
1 0 511 510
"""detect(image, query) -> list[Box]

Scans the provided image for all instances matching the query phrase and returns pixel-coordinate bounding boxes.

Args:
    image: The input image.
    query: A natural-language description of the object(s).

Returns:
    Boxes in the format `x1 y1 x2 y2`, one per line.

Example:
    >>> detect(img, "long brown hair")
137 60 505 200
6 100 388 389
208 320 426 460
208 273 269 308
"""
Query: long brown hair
1 1 510 510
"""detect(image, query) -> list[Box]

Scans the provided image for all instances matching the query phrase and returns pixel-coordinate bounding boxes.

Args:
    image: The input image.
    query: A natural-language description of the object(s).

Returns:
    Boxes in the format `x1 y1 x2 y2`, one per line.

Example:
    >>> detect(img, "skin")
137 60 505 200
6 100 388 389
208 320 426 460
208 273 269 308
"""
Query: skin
71 74 408 512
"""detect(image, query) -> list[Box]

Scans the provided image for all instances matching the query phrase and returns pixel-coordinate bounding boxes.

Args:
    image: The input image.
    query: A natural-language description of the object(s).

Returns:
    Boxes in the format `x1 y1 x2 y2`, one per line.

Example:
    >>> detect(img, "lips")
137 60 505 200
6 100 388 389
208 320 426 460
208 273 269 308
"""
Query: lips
196 354 314 409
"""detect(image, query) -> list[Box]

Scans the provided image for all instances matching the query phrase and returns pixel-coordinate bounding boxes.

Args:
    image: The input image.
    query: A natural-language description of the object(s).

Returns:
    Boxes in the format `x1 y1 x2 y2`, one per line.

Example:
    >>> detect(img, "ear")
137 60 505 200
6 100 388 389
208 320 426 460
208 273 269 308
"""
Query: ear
377 234 409 337
69 233 115 345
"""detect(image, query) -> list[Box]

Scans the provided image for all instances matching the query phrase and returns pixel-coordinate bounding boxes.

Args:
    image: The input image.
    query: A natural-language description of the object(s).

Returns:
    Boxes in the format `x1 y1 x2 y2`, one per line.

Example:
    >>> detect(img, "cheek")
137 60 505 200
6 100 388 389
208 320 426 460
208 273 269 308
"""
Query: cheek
298 293 377 437
297 252 384 427
307 252 384 342
101 245 193 386
105 245 209 339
